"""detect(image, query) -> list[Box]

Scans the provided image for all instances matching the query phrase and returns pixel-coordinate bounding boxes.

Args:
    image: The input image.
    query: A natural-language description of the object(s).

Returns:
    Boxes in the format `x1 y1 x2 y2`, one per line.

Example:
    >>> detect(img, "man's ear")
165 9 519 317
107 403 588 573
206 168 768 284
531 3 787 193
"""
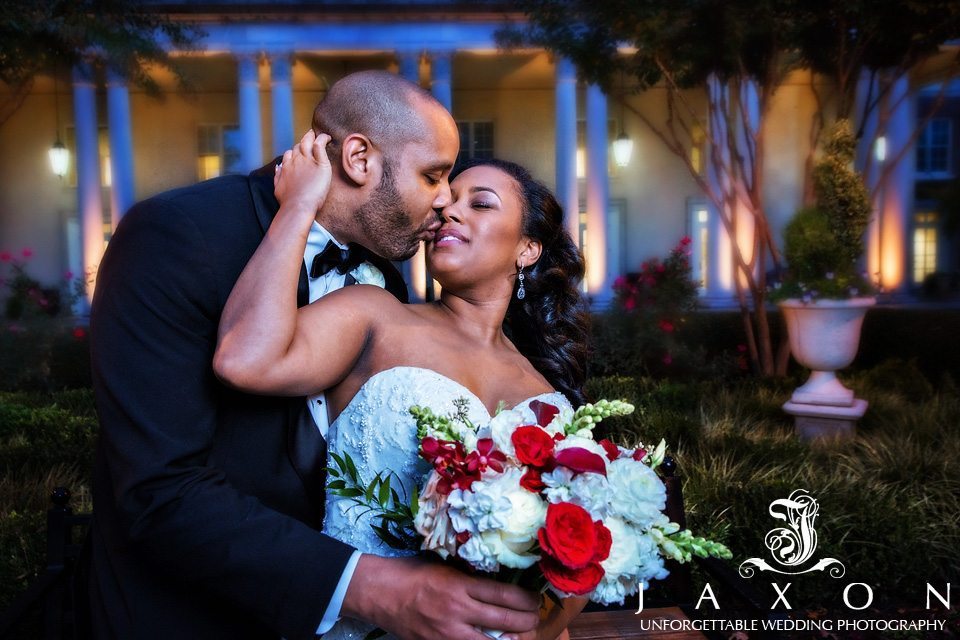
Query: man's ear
339 133 382 187
518 239 542 268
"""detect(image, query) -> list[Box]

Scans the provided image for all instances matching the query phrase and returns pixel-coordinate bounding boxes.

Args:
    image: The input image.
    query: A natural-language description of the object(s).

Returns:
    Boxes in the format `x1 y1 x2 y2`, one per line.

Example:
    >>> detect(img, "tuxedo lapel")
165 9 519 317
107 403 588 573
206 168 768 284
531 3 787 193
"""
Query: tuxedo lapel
248 169 311 306
248 165 322 512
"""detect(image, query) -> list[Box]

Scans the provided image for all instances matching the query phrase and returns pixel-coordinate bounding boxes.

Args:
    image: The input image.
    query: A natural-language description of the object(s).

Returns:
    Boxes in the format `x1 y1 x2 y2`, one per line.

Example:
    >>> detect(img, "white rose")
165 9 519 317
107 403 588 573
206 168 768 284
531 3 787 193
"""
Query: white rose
606 458 667 529
601 517 642 578
349 262 386 288
448 468 544 570
487 408 525 458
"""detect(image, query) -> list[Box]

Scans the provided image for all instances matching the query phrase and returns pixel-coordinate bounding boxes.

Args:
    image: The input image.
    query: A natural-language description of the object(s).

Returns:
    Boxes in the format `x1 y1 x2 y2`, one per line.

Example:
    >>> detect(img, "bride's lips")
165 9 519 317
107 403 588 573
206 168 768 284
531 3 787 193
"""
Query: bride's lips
434 228 468 248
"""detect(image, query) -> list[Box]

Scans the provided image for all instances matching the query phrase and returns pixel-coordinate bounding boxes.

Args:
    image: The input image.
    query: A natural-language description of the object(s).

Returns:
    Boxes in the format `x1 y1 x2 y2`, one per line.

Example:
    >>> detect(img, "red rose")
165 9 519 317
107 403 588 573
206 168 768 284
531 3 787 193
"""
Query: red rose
540 555 604 596
598 439 620 461
520 468 545 493
529 400 559 428
512 425 555 468
537 503 597 569
555 447 607 476
593 521 612 563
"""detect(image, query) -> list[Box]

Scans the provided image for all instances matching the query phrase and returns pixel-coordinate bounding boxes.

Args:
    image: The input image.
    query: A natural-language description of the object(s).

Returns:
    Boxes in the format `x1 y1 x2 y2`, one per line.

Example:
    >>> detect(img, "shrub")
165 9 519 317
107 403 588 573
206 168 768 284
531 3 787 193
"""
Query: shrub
600 237 709 378
774 120 874 301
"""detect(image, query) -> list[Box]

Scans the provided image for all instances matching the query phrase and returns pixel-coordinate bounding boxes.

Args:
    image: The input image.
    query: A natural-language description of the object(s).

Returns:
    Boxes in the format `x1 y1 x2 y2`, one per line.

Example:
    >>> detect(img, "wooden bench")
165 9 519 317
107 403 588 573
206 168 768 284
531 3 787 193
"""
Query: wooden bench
569 608 706 639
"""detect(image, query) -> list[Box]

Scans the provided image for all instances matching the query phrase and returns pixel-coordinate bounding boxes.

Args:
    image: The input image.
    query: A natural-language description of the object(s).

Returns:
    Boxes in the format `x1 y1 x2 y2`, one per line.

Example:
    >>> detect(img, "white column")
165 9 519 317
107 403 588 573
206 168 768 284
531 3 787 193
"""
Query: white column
865 74 913 294
555 58 579 245
398 51 421 85
73 62 104 310
423 51 454 301
430 52 453 112
585 83 611 304
398 51 422 299
106 68 135 230
237 54 263 172
270 54 295 158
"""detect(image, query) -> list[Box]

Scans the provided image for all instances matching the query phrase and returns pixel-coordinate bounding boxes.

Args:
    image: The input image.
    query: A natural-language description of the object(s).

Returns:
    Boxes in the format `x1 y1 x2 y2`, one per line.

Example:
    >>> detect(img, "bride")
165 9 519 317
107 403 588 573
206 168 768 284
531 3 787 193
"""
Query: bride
215 132 590 640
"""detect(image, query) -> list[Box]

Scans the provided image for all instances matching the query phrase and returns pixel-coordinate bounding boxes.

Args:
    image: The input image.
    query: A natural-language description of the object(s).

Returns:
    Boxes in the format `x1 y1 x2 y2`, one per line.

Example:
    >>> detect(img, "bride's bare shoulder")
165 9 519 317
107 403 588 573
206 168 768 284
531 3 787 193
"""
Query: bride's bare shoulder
307 285 420 325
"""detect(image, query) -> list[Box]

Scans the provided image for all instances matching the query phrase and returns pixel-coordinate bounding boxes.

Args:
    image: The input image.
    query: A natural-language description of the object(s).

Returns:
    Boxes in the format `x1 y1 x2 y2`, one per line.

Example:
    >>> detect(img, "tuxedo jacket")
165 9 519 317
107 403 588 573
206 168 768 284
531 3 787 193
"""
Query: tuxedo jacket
84 166 408 639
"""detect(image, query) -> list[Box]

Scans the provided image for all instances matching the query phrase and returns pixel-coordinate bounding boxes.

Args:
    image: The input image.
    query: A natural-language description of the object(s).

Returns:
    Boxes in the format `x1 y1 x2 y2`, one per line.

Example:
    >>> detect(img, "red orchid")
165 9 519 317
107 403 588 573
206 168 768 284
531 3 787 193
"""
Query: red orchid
420 437 481 494
465 438 506 475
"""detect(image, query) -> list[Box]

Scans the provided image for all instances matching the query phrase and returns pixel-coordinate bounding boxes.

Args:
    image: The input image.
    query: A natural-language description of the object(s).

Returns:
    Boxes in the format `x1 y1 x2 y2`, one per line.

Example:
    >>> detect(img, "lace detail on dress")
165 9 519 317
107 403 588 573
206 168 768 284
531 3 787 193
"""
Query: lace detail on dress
320 366 569 640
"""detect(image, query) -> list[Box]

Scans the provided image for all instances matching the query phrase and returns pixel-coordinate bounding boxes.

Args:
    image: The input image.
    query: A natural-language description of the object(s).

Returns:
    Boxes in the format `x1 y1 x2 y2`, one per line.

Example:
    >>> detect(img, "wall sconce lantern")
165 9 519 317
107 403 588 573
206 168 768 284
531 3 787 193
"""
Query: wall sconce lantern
612 131 633 168
49 71 69 178
612 69 633 168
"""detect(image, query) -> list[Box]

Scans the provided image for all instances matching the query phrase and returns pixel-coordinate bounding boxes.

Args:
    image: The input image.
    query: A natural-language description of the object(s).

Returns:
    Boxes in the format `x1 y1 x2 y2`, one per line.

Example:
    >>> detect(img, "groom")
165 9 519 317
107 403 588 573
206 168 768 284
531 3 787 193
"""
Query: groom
85 70 540 639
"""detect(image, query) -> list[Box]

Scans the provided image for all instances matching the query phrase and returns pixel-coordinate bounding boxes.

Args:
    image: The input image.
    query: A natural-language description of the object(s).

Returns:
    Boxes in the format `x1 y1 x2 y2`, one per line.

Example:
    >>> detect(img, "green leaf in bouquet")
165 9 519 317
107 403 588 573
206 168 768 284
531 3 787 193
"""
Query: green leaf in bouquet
378 476 392 507
372 523 408 550
323 465 341 478
327 479 347 491
344 453 359 481
410 484 419 518
330 451 346 473
365 476 379 503
337 488 364 498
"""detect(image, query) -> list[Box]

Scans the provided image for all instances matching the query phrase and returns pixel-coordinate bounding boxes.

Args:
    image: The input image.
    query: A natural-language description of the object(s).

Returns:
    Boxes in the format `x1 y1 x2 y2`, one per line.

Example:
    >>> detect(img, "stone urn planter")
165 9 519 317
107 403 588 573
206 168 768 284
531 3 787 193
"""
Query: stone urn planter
779 297 876 440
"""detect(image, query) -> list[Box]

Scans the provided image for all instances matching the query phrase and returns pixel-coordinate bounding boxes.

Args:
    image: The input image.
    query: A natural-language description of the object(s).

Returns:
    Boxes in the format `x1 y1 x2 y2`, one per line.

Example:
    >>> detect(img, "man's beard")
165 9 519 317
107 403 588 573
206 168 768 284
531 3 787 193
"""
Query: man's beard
355 159 433 261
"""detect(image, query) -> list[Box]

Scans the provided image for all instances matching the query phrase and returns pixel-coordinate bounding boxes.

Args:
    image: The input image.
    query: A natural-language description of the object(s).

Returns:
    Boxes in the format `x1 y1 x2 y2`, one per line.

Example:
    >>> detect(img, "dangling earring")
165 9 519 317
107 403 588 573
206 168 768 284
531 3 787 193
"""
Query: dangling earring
516 264 526 300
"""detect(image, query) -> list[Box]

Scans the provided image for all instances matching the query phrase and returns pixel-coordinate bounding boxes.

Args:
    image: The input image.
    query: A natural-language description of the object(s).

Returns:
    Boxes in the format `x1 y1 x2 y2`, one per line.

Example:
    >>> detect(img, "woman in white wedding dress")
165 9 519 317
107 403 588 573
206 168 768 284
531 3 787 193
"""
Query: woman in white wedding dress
215 134 590 640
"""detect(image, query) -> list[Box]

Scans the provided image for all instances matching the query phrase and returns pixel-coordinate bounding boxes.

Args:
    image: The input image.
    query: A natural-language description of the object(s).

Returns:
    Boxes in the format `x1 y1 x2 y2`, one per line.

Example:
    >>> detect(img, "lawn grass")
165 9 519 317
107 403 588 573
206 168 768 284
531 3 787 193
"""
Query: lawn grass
587 368 960 631
1 308 958 634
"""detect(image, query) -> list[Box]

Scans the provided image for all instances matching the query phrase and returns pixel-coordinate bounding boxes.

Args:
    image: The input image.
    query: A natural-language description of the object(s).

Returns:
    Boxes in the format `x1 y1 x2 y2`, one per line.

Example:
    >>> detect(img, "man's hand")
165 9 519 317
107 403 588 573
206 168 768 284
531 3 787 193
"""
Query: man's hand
342 555 540 640
274 129 332 216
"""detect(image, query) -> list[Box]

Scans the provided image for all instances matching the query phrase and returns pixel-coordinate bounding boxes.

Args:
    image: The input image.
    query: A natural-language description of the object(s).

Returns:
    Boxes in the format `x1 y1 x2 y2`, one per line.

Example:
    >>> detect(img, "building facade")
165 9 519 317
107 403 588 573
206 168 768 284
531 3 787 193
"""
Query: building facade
0 1 955 310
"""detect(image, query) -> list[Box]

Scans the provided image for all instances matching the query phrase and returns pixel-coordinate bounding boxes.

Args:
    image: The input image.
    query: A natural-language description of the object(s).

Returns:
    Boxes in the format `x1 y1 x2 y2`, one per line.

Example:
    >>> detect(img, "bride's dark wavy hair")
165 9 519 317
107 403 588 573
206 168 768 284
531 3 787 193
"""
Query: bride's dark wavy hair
451 158 590 405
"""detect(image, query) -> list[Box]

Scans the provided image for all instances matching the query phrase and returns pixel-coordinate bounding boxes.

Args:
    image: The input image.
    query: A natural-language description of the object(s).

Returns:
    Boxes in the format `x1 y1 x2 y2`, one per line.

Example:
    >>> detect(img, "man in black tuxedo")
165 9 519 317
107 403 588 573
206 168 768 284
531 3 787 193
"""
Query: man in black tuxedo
85 70 540 639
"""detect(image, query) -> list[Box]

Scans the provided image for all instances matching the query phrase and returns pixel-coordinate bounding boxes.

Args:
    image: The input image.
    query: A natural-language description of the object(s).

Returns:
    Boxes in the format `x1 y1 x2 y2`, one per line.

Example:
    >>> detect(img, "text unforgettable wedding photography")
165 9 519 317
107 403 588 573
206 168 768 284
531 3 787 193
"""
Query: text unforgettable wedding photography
1 1 959 639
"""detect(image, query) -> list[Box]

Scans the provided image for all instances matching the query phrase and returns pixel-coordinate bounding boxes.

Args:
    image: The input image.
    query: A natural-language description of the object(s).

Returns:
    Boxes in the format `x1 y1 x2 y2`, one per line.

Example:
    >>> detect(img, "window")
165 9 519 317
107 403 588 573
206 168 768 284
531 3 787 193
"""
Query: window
690 126 707 177
913 212 939 284
64 126 112 188
197 124 242 180
456 121 494 161
687 200 710 294
916 119 952 177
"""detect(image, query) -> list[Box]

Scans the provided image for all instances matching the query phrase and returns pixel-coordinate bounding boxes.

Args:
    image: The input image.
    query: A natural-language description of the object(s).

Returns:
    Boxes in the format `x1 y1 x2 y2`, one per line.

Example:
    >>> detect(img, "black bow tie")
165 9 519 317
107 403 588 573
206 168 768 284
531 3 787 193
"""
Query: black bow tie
310 241 366 278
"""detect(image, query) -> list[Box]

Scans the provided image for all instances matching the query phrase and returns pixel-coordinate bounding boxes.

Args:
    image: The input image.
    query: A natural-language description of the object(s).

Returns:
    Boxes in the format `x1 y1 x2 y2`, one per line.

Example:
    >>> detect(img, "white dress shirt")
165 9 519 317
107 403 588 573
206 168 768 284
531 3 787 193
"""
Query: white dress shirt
303 221 364 635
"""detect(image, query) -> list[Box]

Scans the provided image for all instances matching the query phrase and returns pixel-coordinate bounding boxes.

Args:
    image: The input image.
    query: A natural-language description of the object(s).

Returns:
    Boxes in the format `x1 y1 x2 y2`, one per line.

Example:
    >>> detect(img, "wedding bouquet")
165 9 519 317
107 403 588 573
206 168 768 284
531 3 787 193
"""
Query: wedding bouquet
327 397 731 606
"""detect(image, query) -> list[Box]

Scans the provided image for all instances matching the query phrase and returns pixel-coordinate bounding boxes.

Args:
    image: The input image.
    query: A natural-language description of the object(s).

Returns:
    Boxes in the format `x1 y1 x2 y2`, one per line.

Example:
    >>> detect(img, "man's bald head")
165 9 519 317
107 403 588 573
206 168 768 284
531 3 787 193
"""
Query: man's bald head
312 70 446 164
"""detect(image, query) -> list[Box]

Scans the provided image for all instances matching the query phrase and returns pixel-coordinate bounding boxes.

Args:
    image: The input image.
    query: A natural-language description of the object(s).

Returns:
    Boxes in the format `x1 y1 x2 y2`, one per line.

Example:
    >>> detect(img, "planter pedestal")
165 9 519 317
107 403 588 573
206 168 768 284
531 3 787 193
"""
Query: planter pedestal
783 399 867 441
779 297 876 441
